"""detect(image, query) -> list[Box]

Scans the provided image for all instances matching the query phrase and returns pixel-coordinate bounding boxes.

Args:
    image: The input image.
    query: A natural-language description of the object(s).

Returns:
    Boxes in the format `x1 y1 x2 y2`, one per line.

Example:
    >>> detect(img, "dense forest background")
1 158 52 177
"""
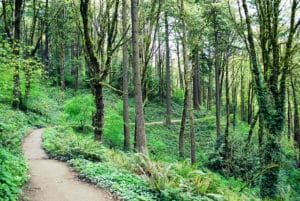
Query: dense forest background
0 0 300 200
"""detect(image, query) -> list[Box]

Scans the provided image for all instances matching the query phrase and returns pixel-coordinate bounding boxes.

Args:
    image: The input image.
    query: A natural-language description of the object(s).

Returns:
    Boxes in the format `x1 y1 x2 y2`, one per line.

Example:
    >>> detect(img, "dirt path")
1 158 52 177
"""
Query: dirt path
144 118 205 125
22 129 114 201
144 119 182 125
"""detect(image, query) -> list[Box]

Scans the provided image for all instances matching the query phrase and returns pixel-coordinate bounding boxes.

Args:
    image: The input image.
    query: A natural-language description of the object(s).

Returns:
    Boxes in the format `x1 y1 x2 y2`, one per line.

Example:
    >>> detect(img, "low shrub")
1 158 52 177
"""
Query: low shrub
0 148 29 201
69 158 160 201
43 128 104 161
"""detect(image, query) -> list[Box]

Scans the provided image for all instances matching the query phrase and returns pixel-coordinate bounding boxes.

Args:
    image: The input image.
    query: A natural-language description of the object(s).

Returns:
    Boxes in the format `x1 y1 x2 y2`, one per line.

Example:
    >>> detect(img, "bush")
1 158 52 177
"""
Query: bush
64 94 95 129
103 100 124 148
70 158 160 201
173 89 184 105
43 128 104 161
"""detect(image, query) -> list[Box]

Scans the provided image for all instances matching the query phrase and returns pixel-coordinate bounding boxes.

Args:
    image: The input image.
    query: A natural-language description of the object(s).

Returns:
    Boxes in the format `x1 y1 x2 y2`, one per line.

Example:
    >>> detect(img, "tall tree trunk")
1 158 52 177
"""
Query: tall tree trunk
224 61 230 161
131 0 147 154
179 89 187 159
92 83 104 141
213 13 221 143
291 78 300 166
179 0 195 165
240 66 245 122
192 46 200 109
44 0 50 77
176 39 184 90
247 80 253 124
122 0 130 151
231 65 237 129
60 46 65 91
80 0 105 141
241 0 292 197
158 36 164 102
12 0 24 109
246 111 259 149
207 58 212 110
165 11 171 125
287 87 292 140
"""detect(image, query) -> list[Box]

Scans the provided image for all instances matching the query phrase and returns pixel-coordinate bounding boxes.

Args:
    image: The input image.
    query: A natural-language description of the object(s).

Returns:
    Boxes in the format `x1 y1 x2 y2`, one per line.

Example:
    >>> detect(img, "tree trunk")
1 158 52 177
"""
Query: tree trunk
287 87 292 140
91 83 104 141
176 39 184 90
224 61 230 160
213 13 221 141
80 0 105 141
44 0 50 77
192 46 200 110
207 58 212 111
165 11 171 125
231 65 237 129
60 47 65 91
240 66 245 122
131 0 147 154
179 0 195 165
241 0 286 197
291 78 300 166
158 36 164 102
122 0 130 151
247 81 253 124
246 111 259 149
179 89 187 158
12 0 24 109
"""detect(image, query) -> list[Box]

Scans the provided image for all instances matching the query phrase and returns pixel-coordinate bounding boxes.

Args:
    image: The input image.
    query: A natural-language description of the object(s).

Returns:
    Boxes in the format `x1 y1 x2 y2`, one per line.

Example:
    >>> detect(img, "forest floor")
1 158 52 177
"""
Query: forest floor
21 129 114 201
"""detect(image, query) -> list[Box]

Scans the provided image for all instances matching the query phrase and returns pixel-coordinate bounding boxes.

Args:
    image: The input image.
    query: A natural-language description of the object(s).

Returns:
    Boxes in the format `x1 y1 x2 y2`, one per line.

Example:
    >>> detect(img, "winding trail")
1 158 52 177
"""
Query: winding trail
22 129 114 201
144 118 206 125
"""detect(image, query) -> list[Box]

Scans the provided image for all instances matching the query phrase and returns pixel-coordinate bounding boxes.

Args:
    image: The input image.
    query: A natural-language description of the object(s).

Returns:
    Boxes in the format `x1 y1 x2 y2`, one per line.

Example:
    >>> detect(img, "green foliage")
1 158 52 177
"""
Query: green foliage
0 104 33 201
42 126 259 200
64 94 95 129
43 128 104 161
103 100 124 148
69 158 160 201
27 85 62 126
0 148 29 201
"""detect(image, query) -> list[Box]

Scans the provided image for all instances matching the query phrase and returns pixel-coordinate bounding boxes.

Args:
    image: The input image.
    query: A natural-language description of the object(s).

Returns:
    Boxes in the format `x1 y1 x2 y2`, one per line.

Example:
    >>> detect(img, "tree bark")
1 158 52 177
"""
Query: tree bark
60 46 65 91
287 87 292 140
122 0 130 151
165 11 171 125
179 0 195 164
224 61 230 160
192 46 200 109
80 0 105 141
247 80 253 124
176 39 184 90
291 78 300 166
131 0 147 154
44 0 50 77
207 57 212 111
240 66 245 122
241 0 291 197
12 0 24 109
179 89 187 159
213 12 221 141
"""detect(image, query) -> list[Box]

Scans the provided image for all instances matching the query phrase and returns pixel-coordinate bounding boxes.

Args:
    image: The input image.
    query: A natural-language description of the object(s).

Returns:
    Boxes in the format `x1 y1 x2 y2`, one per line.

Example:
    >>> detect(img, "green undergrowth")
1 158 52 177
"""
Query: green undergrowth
0 61 64 200
42 127 260 201
0 90 62 201
0 105 31 200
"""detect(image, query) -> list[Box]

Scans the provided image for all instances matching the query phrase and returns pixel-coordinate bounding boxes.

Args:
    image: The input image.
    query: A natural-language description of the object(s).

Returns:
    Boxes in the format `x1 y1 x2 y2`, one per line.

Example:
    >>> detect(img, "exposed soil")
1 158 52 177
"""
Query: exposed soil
22 129 114 201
